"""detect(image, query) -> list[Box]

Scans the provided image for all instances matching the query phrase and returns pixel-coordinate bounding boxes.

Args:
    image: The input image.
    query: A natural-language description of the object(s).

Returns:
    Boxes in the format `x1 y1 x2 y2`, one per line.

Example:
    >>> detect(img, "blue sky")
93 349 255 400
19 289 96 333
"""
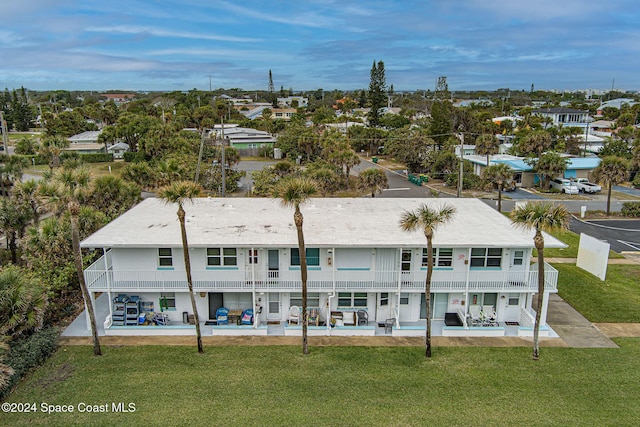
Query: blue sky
1 0 639 92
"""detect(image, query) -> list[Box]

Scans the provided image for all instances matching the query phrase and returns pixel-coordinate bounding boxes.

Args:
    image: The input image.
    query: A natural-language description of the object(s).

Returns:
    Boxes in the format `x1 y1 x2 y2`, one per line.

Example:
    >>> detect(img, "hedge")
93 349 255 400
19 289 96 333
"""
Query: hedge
123 151 150 163
14 152 113 166
621 202 640 217
1 328 60 400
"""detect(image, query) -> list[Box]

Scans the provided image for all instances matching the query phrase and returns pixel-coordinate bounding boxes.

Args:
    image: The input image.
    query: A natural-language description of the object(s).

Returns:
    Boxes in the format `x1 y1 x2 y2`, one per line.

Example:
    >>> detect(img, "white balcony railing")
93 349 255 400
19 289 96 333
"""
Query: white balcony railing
85 254 559 294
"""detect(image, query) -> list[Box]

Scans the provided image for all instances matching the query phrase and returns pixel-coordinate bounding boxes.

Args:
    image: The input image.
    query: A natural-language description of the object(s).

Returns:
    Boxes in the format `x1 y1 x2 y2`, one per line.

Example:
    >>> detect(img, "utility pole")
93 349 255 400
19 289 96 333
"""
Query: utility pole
0 111 8 153
457 133 464 198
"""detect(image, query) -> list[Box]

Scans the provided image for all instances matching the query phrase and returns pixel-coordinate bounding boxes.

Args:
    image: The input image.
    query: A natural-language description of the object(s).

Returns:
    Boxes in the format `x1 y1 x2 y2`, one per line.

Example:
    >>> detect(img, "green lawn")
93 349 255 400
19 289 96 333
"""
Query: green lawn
541 228 624 259
556 263 640 323
3 342 640 426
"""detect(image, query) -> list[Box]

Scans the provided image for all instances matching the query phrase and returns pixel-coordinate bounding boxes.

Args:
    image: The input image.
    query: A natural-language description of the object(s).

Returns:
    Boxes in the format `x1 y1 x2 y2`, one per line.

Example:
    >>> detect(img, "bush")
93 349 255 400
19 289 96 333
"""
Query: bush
621 202 640 217
13 154 48 166
632 174 640 189
1 328 59 400
77 153 113 163
123 151 149 163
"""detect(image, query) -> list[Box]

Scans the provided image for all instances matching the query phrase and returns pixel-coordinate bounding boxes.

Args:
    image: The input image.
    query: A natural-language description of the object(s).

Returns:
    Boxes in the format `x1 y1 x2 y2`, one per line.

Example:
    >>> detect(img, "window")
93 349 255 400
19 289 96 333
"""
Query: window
291 248 320 266
249 249 258 264
338 292 367 308
422 248 453 267
158 248 173 267
470 248 502 268
207 248 237 267
160 292 176 310
400 293 410 305
512 250 524 266
401 249 412 272
290 292 320 308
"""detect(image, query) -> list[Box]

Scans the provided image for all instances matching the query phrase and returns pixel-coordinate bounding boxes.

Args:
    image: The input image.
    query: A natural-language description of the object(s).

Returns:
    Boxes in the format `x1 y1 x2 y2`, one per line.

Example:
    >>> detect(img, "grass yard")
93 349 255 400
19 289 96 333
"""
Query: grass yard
3 342 640 426
556 263 640 323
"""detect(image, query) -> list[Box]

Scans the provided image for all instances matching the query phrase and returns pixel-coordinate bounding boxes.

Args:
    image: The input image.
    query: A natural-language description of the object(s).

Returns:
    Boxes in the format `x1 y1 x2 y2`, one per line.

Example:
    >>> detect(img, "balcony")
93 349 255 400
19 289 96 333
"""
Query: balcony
85 254 558 294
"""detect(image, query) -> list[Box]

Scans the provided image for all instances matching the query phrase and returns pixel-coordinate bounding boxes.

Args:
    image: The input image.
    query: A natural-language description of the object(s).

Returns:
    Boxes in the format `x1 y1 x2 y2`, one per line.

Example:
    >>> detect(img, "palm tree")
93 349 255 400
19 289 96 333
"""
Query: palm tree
357 168 389 197
0 197 32 264
592 156 630 216
511 202 569 360
158 181 204 353
0 339 14 392
45 165 101 356
41 135 70 169
13 180 42 227
0 265 47 338
483 163 513 212
272 177 317 355
475 134 499 167
399 203 456 358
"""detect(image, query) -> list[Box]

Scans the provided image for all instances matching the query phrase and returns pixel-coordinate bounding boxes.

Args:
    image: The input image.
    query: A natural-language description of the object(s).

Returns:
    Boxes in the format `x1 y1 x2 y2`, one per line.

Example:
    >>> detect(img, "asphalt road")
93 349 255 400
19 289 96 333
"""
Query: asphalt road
568 218 640 253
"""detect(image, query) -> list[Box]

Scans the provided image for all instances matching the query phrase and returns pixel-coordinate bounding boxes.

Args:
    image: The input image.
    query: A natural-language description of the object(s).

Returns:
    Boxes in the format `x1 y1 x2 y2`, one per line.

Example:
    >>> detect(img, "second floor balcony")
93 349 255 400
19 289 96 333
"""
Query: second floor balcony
85 254 558 294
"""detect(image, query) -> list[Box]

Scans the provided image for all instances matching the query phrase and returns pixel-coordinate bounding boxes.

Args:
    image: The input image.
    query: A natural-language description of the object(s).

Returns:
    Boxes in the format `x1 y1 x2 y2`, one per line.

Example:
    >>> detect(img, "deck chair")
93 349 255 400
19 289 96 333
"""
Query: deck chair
288 305 300 325
384 318 395 334
216 307 229 325
482 305 497 325
468 305 482 326
307 308 319 326
357 310 368 326
241 308 254 325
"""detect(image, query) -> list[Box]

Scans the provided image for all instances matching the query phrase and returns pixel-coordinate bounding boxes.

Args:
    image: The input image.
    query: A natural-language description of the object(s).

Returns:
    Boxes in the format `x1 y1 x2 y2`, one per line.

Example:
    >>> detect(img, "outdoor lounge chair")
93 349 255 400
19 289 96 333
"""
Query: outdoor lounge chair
288 305 300 325
307 308 319 326
241 308 254 325
216 307 229 325
468 305 482 326
357 310 368 326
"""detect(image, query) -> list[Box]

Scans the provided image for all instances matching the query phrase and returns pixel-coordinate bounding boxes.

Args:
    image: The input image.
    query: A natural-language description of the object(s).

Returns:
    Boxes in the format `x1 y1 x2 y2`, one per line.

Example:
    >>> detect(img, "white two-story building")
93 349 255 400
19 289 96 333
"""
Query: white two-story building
79 198 565 338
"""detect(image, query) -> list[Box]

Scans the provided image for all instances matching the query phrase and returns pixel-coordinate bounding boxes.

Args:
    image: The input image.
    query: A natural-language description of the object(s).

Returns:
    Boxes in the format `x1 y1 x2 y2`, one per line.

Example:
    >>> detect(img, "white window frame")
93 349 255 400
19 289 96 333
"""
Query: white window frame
158 248 173 268
207 248 238 267
337 292 367 308
422 248 453 267
470 248 502 268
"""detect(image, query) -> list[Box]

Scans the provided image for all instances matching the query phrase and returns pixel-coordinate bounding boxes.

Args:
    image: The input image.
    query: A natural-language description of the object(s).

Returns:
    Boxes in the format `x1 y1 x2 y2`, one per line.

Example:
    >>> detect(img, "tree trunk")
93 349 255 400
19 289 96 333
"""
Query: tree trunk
606 182 612 216
9 231 17 264
425 232 434 358
497 182 503 212
533 230 545 361
178 206 203 353
70 203 101 356
295 207 308 355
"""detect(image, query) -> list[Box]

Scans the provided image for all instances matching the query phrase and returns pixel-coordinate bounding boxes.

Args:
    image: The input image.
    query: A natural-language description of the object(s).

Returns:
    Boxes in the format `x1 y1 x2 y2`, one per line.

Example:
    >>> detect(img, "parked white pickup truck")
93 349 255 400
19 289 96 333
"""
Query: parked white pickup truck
574 178 602 193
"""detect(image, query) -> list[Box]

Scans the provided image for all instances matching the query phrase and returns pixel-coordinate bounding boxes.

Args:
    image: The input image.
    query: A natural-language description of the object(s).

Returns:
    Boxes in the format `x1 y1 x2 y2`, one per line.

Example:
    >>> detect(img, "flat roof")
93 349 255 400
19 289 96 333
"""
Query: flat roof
81 198 566 250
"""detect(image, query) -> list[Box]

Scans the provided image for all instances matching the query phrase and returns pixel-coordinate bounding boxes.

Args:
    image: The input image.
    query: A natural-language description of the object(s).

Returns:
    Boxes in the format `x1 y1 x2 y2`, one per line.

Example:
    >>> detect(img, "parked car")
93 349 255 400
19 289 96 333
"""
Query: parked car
550 178 579 194
573 178 602 193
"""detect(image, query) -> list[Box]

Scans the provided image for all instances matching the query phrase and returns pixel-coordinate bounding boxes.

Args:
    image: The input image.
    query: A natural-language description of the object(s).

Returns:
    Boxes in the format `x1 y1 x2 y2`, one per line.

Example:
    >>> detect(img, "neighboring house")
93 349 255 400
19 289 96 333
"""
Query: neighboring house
272 108 296 121
107 142 130 159
596 98 638 115
208 125 276 149
100 93 136 105
277 96 308 108
467 155 602 187
66 130 104 154
532 107 590 129
79 198 564 338
588 120 615 138
454 144 476 157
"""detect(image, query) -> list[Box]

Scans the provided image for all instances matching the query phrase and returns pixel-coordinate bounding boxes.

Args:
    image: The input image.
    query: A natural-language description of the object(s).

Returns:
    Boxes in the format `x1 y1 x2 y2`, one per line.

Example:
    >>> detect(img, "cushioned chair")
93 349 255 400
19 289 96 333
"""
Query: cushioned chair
289 305 300 325
307 308 319 326
241 308 254 325
216 307 229 325
357 310 368 326
468 305 482 326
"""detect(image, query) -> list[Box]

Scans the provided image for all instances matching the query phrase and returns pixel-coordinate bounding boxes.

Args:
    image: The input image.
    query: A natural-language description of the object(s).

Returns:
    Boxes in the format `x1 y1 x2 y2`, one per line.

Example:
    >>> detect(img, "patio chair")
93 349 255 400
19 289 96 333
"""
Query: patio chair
288 305 300 325
240 308 254 325
357 310 368 326
384 318 395 334
482 305 497 325
468 305 482 326
216 307 229 325
307 308 319 326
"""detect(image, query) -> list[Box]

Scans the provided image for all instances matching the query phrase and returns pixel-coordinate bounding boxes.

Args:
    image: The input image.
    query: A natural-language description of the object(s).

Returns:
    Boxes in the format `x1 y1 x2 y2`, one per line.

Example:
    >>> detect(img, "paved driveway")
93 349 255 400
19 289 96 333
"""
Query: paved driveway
568 218 640 253
613 185 640 197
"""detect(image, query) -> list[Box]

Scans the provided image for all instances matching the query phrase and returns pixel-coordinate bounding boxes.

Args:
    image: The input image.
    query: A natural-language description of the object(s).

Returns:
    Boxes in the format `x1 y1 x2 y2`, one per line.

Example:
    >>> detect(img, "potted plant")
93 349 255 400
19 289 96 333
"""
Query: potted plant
330 317 336 328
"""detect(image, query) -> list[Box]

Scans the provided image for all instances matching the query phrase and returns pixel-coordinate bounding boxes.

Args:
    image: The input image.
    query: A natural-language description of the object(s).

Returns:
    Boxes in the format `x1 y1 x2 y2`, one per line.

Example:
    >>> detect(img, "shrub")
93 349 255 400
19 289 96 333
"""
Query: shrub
77 153 113 163
632 174 640 189
123 151 149 163
1 328 59 400
621 202 640 217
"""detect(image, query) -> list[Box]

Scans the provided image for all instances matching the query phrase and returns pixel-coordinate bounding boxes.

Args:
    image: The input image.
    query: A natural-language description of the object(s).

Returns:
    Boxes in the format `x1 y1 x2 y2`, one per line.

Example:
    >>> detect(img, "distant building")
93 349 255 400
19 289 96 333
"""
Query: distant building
532 107 590 130
597 98 637 115
100 93 136 105
66 130 104 154
208 125 276 150
276 96 308 108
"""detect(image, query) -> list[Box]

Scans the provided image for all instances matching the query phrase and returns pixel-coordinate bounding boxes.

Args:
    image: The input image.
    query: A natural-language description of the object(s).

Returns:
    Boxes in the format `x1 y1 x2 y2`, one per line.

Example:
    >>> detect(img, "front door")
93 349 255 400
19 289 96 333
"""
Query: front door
376 292 391 323
268 250 279 280
208 292 223 320
503 293 521 322
509 249 526 284
267 292 280 322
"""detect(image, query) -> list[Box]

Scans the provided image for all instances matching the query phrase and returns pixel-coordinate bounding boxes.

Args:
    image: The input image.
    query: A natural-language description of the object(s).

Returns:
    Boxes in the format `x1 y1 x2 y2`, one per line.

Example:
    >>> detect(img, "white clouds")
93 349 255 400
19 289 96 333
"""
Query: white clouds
85 25 261 43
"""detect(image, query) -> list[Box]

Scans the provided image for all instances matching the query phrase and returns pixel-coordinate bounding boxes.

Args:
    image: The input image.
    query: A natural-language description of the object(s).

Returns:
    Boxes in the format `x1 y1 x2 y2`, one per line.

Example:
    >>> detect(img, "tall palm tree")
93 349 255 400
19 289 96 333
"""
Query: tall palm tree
158 181 204 353
475 134 499 167
400 203 456 358
13 180 42 227
0 265 47 338
45 165 101 356
358 167 389 198
511 202 569 360
483 163 513 212
592 156 630 216
273 177 317 355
